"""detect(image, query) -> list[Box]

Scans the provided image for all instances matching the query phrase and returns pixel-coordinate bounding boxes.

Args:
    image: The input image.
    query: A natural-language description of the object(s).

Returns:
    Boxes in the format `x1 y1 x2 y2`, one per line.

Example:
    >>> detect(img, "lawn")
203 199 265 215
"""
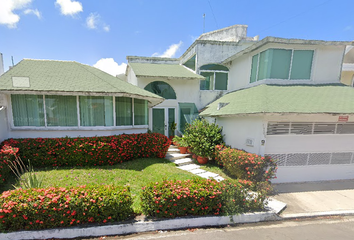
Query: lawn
4 158 198 213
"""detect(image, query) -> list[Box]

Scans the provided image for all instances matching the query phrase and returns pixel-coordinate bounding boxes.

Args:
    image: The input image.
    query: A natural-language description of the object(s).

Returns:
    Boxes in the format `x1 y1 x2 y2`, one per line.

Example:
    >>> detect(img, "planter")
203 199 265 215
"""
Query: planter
186 147 192 154
197 156 208 164
192 154 197 159
179 146 187 154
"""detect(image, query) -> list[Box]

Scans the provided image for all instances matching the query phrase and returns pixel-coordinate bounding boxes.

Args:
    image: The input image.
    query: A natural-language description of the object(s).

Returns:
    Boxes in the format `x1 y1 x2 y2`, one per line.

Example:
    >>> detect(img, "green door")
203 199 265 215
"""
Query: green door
152 108 165 135
152 108 176 136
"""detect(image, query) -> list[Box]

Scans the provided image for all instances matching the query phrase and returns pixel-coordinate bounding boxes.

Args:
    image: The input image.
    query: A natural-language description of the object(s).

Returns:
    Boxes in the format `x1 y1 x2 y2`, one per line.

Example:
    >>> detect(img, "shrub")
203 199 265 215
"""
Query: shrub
0 185 133 232
183 119 224 158
215 145 277 183
140 178 266 218
0 133 170 170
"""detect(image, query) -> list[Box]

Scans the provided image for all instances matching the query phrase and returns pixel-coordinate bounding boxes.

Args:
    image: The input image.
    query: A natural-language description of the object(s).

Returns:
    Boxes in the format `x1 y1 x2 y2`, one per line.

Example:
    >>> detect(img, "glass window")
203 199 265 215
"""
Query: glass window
183 55 196 71
178 103 198 133
11 94 45 127
45 95 78 126
199 64 228 90
134 99 148 125
115 97 132 126
144 81 176 99
269 49 292 79
290 50 314 79
250 54 258 83
200 72 214 90
215 72 228 90
251 49 314 82
79 96 113 126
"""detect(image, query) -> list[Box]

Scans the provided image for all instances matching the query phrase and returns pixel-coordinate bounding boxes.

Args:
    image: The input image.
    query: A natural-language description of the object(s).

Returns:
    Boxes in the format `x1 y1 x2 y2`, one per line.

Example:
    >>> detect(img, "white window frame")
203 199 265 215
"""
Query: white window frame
250 48 315 82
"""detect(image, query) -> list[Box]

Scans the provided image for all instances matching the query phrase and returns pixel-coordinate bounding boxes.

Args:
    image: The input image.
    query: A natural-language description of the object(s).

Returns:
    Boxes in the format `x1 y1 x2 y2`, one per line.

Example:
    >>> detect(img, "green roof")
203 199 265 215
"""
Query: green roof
0 59 163 106
129 62 204 80
201 84 354 117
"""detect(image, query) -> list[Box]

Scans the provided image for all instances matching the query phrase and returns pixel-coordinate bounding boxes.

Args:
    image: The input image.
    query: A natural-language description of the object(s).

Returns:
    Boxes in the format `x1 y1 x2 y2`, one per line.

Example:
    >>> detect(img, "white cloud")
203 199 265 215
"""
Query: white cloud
152 41 183 58
23 9 41 19
93 58 127 76
0 0 31 28
103 25 110 32
55 0 83 16
86 13 109 32
86 12 98 29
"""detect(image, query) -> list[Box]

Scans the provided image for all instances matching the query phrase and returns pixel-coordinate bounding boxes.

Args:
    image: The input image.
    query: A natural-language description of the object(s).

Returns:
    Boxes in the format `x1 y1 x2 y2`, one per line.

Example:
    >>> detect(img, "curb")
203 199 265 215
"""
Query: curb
0 212 281 240
281 210 354 220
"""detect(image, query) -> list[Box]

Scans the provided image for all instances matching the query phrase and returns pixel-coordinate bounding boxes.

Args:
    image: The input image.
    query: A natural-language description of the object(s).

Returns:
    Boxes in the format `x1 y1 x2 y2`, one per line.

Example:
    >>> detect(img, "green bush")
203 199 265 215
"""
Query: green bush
0 133 170 174
215 145 277 183
140 178 266 218
184 119 224 158
0 185 133 232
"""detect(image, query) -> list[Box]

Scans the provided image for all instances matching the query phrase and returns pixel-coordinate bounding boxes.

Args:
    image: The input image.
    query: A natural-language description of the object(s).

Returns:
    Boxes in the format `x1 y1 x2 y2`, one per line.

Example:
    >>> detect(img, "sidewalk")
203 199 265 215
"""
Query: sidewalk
271 179 354 218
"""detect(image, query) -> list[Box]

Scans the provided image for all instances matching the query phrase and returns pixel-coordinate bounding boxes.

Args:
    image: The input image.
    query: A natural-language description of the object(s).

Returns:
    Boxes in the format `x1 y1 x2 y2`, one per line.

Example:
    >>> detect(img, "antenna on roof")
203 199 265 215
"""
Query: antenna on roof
203 13 206 33
11 56 14 66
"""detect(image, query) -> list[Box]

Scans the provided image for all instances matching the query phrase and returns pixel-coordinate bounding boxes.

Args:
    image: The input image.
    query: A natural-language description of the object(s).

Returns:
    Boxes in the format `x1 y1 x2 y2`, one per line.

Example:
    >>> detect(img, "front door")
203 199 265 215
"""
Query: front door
152 108 176 137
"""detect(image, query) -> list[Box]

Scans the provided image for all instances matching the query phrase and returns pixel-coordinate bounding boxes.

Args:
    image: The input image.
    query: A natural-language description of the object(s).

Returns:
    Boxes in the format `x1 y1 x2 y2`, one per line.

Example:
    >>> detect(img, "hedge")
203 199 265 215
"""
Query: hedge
215 145 277 183
0 133 170 182
141 178 266 218
0 185 133 232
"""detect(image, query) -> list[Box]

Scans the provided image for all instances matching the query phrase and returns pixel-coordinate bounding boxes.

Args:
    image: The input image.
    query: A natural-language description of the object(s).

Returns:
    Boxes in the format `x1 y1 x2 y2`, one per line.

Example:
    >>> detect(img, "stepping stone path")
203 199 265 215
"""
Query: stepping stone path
165 145 225 182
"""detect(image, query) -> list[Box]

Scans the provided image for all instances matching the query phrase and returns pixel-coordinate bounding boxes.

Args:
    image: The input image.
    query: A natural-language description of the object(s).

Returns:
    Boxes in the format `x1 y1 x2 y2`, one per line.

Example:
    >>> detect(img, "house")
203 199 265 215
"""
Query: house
125 25 258 135
0 59 163 142
125 25 354 183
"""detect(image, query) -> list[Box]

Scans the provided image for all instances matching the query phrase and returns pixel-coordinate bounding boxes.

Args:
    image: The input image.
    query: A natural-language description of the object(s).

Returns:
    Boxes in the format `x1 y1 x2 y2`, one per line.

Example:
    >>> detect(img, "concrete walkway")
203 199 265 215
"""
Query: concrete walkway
271 179 354 218
165 145 225 182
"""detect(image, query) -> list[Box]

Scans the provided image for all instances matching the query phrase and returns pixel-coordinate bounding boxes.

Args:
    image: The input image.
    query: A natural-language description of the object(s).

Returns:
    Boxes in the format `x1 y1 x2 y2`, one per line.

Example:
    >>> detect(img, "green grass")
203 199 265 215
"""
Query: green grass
3 158 198 213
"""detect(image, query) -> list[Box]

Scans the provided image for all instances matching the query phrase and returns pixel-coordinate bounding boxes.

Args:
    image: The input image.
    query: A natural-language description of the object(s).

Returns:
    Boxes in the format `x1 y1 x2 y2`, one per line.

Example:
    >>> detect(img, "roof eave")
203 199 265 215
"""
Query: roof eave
223 37 354 64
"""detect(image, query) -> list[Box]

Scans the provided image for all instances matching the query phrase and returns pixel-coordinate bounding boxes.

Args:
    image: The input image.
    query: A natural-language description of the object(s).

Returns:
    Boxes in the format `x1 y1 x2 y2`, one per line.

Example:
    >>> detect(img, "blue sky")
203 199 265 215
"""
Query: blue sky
0 0 353 75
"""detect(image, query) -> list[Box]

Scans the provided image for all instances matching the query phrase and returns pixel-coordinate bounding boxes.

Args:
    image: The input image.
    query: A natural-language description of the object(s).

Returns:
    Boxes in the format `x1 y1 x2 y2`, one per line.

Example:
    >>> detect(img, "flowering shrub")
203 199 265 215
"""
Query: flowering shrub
0 185 133 232
0 133 170 170
183 119 224 158
141 178 266 218
215 145 277 183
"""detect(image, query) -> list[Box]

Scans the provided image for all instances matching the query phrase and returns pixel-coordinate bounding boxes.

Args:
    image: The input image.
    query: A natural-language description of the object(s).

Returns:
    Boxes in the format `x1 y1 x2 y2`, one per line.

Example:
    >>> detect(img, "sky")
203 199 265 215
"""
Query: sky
0 0 353 76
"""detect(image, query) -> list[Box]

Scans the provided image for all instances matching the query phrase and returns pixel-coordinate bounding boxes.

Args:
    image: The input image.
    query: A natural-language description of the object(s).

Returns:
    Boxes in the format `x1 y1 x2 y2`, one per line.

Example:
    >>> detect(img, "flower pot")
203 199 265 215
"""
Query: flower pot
169 136 174 141
197 156 208 164
192 154 197 159
179 146 187 154
186 147 192 153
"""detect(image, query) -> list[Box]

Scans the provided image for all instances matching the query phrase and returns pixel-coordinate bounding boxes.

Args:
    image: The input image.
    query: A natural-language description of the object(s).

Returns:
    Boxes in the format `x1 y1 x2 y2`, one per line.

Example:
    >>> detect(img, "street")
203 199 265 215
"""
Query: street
84 216 354 240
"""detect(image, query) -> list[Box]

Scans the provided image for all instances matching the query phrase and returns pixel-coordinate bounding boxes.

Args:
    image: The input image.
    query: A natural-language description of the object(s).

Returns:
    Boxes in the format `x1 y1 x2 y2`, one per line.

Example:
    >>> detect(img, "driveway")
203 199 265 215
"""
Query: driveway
271 179 354 217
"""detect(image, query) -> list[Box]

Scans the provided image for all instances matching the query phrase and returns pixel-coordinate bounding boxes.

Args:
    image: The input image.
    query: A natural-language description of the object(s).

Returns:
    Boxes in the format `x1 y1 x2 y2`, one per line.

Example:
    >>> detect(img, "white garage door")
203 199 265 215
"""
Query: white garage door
265 122 354 183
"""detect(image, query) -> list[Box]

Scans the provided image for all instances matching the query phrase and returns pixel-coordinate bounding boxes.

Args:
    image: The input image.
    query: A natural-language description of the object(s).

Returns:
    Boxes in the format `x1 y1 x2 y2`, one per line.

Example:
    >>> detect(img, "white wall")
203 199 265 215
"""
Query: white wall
0 109 8 142
215 115 266 155
228 44 346 90
273 165 354 183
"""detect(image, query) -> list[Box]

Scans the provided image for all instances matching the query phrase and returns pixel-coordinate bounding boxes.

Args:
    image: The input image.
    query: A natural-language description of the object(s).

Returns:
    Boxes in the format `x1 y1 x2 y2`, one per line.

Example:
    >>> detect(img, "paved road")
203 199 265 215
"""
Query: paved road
83 216 354 240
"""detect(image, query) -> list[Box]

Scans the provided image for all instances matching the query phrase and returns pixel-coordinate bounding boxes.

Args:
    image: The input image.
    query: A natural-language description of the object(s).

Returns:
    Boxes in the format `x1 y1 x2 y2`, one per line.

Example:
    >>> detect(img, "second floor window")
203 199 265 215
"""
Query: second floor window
199 64 228 90
250 49 314 83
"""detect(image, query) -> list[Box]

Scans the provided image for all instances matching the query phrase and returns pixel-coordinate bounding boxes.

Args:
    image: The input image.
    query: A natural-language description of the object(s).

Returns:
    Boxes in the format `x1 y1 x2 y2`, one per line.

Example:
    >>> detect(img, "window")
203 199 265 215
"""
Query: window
178 103 198 133
134 99 148 125
11 94 45 126
115 97 132 126
199 64 228 90
79 96 113 127
183 55 196 71
11 94 149 128
45 95 77 126
250 49 314 83
144 81 176 99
